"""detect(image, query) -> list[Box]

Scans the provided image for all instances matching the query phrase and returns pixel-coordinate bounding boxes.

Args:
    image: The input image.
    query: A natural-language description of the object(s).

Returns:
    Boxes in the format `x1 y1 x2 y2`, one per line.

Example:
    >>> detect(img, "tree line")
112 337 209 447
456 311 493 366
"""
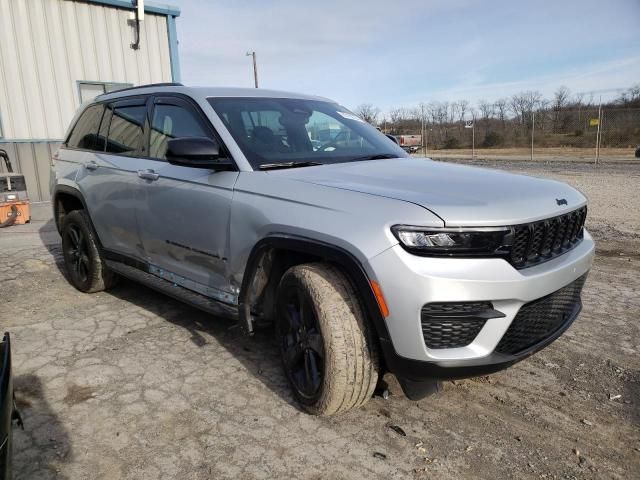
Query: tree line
353 84 640 149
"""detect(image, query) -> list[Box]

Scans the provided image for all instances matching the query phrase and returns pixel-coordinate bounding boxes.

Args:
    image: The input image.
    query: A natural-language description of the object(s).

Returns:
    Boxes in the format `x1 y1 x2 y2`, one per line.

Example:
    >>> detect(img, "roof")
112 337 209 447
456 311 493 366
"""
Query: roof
97 85 334 103
82 0 180 17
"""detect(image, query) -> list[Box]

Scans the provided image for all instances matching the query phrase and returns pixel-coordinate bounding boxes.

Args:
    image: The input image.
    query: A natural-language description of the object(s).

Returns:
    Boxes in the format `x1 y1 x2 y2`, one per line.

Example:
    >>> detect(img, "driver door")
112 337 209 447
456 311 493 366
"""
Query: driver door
136 95 240 304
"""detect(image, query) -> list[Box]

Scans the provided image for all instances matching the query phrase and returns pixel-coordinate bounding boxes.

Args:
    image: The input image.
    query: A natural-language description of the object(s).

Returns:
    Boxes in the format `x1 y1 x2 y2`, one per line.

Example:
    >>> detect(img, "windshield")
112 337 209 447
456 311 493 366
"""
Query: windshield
208 97 407 169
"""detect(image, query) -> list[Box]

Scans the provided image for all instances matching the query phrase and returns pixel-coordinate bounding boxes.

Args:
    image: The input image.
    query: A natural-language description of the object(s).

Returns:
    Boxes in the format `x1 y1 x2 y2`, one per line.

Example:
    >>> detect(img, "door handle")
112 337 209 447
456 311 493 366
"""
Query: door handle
86 161 99 171
137 169 159 181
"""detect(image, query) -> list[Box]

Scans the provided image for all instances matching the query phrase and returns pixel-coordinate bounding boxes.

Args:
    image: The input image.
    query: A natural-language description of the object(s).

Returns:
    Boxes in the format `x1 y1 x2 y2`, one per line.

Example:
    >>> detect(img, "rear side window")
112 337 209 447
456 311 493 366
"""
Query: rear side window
150 103 209 159
106 104 147 156
67 104 105 150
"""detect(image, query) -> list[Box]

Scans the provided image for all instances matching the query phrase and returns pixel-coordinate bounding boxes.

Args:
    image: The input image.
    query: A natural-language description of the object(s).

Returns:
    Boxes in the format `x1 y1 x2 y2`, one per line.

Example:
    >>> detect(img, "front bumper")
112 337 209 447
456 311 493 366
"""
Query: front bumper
367 230 595 382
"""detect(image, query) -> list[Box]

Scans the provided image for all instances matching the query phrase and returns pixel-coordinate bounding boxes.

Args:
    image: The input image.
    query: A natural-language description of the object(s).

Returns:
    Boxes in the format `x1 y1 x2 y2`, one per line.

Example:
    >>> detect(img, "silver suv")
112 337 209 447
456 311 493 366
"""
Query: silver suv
50 84 595 415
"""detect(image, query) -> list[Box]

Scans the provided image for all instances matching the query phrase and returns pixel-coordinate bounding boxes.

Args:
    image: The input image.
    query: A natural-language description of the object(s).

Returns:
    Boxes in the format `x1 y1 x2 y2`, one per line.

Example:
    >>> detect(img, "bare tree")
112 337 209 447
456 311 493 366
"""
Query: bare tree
353 104 381 124
524 90 543 112
510 93 528 124
456 100 470 122
553 86 571 111
617 84 640 106
478 99 494 120
510 91 542 126
494 98 508 128
388 107 404 125
446 102 459 124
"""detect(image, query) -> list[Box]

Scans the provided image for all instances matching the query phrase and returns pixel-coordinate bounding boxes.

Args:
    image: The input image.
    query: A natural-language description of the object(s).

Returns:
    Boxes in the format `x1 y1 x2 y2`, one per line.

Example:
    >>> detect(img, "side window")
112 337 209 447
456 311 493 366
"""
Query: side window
67 104 105 150
150 103 209 159
106 104 146 156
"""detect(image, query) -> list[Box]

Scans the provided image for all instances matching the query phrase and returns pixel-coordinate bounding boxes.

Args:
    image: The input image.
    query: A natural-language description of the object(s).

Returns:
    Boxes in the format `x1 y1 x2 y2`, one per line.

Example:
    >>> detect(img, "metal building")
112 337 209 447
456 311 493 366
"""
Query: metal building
0 0 181 202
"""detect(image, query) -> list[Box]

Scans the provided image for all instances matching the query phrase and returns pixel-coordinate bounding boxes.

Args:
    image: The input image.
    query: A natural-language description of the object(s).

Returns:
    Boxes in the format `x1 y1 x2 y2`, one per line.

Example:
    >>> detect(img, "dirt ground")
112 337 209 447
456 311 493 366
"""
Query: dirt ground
1 159 638 479
422 147 637 162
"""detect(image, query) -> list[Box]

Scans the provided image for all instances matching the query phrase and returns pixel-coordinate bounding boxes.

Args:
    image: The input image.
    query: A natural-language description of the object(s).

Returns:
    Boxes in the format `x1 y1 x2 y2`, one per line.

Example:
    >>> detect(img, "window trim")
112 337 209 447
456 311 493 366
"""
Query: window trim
148 96 216 161
96 104 114 152
61 93 238 170
105 98 149 157
144 93 236 166
62 95 149 154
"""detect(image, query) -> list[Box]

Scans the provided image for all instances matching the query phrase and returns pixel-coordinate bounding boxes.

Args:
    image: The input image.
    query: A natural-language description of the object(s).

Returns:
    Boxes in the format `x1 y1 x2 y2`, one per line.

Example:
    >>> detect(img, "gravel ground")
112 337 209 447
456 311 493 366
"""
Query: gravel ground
1 160 639 479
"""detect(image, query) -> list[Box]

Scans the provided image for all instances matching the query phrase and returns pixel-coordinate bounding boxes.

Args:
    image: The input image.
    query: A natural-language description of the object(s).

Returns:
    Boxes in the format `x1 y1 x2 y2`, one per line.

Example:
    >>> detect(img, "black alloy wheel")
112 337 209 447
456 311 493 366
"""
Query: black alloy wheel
276 284 325 401
63 224 90 286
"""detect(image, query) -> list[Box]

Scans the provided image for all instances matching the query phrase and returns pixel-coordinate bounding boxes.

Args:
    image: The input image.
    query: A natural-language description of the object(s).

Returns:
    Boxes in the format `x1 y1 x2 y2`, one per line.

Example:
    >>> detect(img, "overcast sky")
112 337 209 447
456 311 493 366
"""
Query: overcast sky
173 0 640 111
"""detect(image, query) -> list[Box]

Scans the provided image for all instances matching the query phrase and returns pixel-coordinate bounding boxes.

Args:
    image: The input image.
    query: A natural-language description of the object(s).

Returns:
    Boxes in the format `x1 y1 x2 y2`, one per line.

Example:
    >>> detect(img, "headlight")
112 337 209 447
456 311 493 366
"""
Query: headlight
391 225 512 256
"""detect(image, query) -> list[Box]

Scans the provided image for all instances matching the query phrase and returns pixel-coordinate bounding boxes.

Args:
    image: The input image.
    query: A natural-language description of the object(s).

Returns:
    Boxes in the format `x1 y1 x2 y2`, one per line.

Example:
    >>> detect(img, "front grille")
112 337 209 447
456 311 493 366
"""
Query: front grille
509 207 587 269
495 275 587 355
421 301 502 349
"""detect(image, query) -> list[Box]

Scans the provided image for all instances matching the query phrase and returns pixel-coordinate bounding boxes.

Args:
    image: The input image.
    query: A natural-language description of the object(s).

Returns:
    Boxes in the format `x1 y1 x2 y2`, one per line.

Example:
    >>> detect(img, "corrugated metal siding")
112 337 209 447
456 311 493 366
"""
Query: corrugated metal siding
0 142 60 202
0 0 174 202
0 0 172 140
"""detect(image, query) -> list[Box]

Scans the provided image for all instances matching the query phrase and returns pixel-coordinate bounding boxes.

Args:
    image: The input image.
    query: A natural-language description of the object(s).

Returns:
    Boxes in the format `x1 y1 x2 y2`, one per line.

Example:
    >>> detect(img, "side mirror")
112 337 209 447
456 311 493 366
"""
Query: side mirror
166 137 235 171
385 134 400 145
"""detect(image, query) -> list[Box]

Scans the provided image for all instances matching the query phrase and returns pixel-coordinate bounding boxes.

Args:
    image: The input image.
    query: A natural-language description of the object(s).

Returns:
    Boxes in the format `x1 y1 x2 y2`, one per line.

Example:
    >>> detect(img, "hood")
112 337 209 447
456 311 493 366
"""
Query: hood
269 158 586 226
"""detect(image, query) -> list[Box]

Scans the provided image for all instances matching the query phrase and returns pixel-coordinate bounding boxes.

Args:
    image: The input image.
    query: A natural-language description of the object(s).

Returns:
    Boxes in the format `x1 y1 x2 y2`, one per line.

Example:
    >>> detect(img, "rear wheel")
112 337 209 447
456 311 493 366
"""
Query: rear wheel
61 210 117 293
276 263 379 415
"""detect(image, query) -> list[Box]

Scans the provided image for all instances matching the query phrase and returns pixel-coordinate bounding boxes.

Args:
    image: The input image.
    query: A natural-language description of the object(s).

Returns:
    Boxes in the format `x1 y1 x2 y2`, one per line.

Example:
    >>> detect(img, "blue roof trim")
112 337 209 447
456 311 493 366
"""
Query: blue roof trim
167 15 181 83
0 139 63 144
82 0 181 17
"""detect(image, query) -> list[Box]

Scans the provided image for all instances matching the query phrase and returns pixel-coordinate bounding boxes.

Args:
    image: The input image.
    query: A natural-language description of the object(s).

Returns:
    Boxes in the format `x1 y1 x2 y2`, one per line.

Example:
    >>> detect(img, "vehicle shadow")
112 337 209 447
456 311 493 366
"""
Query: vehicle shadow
38 219 68 281
38 219 299 411
104 276 300 410
12 374 72 480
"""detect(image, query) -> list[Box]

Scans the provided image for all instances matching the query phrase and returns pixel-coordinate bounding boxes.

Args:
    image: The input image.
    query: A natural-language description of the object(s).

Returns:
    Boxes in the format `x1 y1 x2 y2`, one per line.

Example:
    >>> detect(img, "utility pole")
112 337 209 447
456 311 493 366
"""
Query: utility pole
246 51 258 88
420 103 426 156
531 111 535 161
464 120 475 158
595 98 602 164
425 128 429 156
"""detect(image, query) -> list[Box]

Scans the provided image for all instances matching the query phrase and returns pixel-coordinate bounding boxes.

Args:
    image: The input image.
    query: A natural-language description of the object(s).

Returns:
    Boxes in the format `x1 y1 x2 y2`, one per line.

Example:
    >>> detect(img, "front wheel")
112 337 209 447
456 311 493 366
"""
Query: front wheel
276 263 379 415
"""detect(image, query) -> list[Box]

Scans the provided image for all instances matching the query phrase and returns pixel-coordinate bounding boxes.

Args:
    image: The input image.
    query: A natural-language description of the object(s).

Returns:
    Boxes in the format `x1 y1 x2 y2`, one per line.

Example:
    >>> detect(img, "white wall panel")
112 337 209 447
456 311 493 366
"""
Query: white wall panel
0 0 175 202
0 0 173 141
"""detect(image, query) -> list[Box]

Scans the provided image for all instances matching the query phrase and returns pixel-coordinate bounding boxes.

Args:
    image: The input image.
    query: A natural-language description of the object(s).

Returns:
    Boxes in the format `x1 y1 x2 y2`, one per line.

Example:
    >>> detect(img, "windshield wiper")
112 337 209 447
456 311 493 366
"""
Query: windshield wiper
258 161 322 170
349 153 399 162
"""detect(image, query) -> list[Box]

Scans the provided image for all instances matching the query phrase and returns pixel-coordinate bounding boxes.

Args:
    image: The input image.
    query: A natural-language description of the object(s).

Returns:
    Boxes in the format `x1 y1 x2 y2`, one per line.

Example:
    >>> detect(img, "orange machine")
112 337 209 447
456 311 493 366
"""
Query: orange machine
0 149 31 228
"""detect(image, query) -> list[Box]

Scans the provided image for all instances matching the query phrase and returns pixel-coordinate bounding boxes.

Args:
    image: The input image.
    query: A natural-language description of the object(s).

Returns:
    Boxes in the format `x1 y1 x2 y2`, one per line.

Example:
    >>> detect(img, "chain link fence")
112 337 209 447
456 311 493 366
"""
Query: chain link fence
389 107 640 161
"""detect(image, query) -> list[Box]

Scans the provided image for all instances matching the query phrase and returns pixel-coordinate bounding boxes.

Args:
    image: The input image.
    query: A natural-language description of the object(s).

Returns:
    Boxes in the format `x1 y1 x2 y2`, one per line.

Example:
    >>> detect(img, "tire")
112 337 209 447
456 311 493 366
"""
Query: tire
275 263 379 415
61 209 118 293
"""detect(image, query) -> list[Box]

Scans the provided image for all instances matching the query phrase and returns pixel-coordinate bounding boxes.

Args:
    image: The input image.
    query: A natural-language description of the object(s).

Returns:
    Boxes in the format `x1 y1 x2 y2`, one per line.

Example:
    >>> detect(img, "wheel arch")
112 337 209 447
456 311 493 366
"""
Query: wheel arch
52 185 86 232
238 236 394 365
51 185 104 251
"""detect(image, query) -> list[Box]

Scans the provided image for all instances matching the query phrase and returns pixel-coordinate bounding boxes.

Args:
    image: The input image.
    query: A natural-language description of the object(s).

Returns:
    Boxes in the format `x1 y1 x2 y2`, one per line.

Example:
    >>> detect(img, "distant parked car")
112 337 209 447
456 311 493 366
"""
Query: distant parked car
397 134 422 153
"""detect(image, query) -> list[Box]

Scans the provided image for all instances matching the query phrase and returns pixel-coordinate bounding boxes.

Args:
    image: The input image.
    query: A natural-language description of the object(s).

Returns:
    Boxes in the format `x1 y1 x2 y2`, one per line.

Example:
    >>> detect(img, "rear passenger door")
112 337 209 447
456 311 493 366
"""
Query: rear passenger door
135 95 239 304
75 97 149 259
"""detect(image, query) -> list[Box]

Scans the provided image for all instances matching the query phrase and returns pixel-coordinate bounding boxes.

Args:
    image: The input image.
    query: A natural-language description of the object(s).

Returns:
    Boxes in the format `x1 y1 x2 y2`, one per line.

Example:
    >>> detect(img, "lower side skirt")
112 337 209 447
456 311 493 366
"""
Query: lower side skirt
105 260 238 321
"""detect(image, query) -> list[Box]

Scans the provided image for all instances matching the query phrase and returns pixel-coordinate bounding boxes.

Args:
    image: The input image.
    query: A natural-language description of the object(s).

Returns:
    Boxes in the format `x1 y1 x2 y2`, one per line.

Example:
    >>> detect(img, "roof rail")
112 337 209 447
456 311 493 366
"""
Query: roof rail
97 82 184 98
